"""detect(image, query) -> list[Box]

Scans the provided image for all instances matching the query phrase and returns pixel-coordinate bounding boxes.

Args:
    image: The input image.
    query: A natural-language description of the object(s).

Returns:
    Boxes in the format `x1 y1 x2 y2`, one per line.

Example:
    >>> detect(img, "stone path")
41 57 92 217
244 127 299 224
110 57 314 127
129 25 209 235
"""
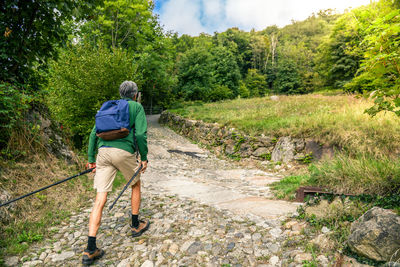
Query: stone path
9 115 316 267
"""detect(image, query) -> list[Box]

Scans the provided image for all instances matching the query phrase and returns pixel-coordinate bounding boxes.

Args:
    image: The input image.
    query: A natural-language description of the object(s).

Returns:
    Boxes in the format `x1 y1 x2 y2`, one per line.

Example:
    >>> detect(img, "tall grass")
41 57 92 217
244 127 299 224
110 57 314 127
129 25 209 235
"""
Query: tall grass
171 95 400 157
310 153 400 195
171 94 400 197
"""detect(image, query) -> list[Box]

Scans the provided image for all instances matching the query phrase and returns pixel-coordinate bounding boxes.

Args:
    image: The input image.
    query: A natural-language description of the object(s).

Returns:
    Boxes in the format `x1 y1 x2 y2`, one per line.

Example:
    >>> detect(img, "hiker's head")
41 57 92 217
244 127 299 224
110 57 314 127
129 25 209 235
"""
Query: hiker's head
119 81 138 100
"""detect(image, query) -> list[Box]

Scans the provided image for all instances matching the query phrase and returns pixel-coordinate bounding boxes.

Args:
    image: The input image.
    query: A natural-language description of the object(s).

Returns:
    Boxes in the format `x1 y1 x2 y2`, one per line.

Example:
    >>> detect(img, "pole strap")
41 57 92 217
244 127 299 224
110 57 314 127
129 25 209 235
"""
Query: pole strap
0 168 95 208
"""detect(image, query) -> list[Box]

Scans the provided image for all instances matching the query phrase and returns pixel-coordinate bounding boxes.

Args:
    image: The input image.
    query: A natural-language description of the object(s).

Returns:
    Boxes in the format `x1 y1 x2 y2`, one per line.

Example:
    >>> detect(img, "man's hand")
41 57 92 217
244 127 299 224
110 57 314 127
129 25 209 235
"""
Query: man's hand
140 160 148 173
86 162 96 173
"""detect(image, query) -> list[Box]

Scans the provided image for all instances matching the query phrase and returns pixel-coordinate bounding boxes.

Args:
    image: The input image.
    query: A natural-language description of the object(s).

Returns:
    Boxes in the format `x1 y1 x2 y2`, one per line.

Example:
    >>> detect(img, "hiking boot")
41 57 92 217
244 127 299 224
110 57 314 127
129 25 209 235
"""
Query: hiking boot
82 248 105 265
131 219 150 237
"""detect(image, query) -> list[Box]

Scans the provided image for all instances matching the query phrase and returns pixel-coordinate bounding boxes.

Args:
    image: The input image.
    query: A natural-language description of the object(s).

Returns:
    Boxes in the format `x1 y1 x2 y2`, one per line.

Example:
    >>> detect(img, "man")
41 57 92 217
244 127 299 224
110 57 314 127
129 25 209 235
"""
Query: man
83 81 149 265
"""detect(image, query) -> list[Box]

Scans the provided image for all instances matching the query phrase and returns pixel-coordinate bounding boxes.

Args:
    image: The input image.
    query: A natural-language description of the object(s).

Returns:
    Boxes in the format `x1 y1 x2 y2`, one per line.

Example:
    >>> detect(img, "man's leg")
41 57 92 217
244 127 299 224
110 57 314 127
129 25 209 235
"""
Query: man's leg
131 180 141 215
130 179 149 236
89 192 108 237
83 192 107 265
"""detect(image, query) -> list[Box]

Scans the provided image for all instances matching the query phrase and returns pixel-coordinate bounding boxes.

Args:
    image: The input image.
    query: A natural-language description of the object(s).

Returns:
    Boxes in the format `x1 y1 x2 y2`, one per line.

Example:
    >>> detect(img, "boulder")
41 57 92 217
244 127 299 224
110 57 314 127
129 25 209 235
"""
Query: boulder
311 234 335 251
239 143 253 157
252 147 272 158
305 140 334 161
224 140 236 155
271 137 295 163
348 207 400 262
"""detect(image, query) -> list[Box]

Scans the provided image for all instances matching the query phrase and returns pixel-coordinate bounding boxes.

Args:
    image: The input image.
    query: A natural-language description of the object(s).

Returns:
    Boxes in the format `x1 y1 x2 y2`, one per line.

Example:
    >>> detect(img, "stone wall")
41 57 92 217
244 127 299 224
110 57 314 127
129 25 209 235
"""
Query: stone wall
159 111 334 163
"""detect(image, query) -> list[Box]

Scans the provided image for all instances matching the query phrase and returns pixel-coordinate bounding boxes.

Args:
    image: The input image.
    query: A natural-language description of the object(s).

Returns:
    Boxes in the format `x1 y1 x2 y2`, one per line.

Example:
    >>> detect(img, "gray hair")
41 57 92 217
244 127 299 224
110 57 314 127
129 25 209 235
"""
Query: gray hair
119 81 138 99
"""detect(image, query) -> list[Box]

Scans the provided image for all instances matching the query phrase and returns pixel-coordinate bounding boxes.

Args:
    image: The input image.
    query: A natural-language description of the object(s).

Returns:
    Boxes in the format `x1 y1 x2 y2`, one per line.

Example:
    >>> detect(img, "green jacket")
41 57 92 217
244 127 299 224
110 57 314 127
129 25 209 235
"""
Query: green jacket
88 99 148 163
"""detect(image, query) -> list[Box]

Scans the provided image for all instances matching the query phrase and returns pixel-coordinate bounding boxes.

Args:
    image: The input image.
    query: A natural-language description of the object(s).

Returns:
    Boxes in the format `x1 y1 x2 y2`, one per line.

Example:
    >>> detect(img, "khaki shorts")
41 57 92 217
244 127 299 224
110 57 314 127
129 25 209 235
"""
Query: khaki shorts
94 147 141 192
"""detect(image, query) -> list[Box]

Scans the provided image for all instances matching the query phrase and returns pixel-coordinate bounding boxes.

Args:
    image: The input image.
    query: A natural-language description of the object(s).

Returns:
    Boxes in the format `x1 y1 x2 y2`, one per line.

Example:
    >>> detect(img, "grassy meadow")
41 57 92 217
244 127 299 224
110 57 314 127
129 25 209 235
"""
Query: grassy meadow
170 94 400 197
171 94 400 157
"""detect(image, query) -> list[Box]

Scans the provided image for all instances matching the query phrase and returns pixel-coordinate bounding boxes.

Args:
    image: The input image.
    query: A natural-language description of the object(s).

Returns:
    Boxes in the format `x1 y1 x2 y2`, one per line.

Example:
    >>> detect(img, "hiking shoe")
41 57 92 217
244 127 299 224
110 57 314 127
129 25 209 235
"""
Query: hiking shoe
82 248 105 265
131 219 150 237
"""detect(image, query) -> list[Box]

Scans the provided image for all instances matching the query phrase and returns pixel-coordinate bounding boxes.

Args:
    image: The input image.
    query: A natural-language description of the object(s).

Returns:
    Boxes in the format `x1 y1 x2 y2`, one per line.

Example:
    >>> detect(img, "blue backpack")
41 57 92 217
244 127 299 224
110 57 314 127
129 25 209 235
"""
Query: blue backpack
95 99 131 140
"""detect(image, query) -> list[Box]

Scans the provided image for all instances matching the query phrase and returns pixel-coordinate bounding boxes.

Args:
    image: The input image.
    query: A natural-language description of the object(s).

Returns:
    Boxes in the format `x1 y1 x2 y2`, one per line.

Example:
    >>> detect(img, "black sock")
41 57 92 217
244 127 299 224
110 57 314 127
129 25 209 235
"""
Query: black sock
87 236 97 252
132 214 139 228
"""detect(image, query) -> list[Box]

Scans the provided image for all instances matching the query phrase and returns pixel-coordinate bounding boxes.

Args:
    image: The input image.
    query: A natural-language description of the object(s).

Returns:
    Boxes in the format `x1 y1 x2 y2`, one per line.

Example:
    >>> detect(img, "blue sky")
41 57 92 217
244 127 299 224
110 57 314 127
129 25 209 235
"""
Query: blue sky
153 0 372 36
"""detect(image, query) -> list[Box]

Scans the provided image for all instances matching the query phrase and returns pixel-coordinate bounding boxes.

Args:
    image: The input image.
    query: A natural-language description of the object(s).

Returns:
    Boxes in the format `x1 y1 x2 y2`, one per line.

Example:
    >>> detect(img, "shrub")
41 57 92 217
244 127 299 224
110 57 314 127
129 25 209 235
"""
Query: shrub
208 85 233 102
46 43 137 147
0 83 32 150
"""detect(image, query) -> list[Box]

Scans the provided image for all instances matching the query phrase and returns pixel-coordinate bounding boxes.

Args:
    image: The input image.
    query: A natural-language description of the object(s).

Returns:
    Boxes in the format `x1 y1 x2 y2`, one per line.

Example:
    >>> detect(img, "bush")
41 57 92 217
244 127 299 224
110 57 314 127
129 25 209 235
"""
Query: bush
0 83 32 150
208 85 233 102
46 43 137 147
238 81 250 98
244 69 268 97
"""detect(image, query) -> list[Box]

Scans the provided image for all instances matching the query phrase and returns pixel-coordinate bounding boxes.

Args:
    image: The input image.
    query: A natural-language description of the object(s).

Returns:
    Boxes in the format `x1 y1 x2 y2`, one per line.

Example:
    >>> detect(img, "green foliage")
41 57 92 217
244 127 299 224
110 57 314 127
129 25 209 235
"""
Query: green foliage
273 59 303 94
211 46 241 97
177 47 214 100
0 83 32 150
353 9 400 116
244 69 268 97
135 40 177 109
46 42 136 144
208 85 233 102
0 0 97 87
82 0 156 51
238 81 250 98
213 28 252 76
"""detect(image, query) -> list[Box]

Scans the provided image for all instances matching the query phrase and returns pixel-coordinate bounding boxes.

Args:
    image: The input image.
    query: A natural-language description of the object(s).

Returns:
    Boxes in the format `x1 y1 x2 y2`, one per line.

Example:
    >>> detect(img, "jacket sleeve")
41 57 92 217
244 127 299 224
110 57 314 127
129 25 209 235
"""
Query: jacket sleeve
88 125 98 163
134 104 148 161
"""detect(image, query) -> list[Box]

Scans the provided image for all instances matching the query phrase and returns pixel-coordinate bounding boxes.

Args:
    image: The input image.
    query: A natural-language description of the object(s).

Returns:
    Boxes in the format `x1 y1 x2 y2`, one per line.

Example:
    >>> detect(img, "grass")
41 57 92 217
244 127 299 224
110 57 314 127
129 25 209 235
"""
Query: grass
0 153 130 258
272 153 400 198
0 153 95 257
271 175 311 200
170 94 400 197
309 153 400 195
170 94 400 157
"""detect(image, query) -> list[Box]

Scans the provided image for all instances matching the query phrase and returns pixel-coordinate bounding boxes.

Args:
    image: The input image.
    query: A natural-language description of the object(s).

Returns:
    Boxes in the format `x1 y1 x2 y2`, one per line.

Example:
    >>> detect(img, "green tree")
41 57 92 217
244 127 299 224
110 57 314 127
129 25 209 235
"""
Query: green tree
213 28 252 76
46 43 136 145
176 47 214 100
135 37 177 110
316 3 387 89
211 46 241 97
274 59 303 94
244 69 268 97
82 0 157 51
0 0 97 88
353 8 400 116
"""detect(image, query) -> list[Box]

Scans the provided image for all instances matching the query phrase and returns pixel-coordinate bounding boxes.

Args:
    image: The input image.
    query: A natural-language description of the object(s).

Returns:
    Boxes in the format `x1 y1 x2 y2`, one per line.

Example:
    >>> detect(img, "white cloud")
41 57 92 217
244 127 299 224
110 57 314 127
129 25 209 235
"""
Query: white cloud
203 0 223 18
158 0 207 35
156 0 372 36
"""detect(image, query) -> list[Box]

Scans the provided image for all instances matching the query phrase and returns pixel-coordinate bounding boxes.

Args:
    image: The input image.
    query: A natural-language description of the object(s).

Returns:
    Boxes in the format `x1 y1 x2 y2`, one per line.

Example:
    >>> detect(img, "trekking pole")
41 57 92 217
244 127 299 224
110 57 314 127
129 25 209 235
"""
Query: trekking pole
0 168 95 208
109 165 143 210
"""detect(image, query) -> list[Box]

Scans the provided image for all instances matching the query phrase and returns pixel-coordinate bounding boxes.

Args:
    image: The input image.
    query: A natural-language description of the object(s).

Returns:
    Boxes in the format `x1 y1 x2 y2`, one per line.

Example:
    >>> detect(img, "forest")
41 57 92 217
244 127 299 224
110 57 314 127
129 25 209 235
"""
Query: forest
1 0 400 149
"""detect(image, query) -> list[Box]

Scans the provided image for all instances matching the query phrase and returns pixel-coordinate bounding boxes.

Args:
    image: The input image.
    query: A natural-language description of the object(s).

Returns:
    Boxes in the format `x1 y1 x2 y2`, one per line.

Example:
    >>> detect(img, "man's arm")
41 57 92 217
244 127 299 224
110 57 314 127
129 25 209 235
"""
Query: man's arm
134 104 148 162
88 125 98 163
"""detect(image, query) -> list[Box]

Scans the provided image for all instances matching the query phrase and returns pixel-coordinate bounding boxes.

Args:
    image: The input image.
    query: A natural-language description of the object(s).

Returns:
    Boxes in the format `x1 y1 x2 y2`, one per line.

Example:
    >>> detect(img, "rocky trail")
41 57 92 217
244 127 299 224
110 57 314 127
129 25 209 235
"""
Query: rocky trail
6 115 333 267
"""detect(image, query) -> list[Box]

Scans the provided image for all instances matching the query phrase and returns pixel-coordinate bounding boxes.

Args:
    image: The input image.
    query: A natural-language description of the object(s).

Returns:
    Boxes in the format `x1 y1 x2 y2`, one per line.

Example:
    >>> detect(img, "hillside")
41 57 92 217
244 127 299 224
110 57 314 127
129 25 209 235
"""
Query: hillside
168 94 400 197
170 94 400 157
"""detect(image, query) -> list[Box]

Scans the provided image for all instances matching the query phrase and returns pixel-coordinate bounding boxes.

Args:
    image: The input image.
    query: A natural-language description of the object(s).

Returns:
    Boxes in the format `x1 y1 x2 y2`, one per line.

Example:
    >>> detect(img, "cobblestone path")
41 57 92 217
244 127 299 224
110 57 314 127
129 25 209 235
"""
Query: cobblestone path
13 115 306 267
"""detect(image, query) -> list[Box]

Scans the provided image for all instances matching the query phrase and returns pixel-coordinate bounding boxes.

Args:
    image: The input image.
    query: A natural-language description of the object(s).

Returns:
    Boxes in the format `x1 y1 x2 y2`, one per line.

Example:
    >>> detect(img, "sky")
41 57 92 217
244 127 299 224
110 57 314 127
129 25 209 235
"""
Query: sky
153 0 373 36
